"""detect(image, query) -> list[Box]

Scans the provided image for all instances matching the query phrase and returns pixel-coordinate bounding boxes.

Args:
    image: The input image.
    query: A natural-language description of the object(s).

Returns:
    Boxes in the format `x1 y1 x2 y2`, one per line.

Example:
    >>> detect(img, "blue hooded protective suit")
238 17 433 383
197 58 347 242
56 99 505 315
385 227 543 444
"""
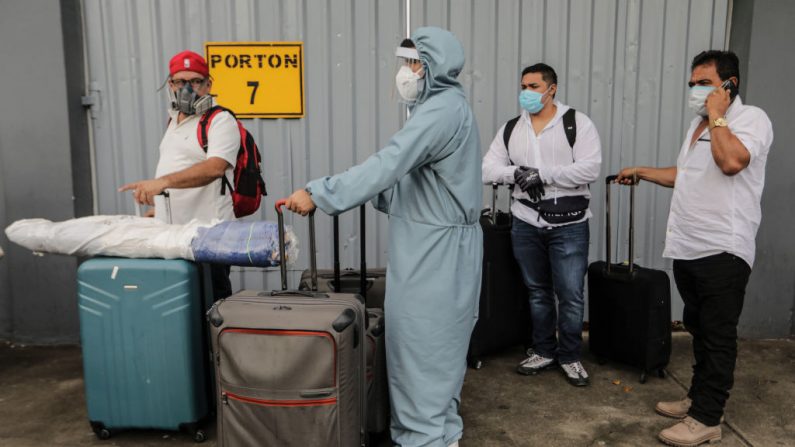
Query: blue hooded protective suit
306 27 482 446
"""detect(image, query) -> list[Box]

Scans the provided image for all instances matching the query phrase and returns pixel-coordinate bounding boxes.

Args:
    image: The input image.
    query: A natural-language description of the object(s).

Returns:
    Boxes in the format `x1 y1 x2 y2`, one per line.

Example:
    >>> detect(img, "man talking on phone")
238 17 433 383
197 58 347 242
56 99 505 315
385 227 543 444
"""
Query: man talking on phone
616 50 773 446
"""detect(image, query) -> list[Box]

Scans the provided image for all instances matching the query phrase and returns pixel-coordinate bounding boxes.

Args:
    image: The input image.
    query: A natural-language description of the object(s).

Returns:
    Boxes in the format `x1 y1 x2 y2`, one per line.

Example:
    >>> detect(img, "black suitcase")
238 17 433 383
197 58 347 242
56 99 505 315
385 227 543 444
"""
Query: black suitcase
298 205 390 434
299 205 387 310
588 175 672 383
468 184 533 369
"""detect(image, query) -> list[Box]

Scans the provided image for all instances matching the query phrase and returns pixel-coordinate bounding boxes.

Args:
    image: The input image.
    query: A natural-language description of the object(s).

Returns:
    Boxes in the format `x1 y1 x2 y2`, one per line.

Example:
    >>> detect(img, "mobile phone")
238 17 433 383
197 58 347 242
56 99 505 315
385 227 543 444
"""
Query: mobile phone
721 79 738 99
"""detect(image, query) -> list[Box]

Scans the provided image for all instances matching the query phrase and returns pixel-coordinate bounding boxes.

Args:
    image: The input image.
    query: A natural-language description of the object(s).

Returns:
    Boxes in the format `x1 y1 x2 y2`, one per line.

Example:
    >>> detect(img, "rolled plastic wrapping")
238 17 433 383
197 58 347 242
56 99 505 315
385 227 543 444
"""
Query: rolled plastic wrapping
5 216 298 267
191 221 298 267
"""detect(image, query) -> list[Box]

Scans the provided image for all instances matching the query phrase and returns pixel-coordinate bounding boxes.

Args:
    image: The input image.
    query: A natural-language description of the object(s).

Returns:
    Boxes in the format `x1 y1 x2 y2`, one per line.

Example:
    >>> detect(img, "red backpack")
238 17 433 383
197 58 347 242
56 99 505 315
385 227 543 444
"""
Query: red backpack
197 106 267 218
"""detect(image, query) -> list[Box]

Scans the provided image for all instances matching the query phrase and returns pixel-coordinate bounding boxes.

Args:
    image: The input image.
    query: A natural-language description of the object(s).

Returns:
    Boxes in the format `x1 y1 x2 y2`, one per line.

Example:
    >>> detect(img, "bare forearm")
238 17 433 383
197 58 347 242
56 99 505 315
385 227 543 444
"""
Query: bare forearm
617 166 677 187
160 158 229 189
709 127 750 175
636 166 677 187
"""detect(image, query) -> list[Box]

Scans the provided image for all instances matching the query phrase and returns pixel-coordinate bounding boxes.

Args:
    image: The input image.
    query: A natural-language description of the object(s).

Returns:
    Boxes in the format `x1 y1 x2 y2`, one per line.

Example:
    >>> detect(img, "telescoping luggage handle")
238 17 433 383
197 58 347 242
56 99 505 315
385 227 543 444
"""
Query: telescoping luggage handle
487 182 515 225
273 200 363 339
275 199 318 292
331 204 369 300
604 175 635 275
134 191 172 224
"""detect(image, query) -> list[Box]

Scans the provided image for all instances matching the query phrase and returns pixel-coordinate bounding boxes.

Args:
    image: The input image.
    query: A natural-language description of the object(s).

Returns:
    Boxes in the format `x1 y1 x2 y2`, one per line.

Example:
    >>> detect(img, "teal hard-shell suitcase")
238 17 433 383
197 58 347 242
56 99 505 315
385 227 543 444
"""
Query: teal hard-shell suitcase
77 258 210 442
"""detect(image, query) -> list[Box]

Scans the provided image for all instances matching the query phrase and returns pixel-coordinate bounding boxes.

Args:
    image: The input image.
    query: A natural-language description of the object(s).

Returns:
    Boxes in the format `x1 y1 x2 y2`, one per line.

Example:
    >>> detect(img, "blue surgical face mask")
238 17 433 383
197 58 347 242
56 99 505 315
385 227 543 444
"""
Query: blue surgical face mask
519 88 550 114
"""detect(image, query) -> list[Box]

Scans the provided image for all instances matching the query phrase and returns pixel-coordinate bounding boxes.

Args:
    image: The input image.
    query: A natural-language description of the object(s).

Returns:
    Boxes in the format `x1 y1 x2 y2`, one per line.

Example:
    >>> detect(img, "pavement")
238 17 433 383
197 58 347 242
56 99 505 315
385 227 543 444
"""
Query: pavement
1 333 793 446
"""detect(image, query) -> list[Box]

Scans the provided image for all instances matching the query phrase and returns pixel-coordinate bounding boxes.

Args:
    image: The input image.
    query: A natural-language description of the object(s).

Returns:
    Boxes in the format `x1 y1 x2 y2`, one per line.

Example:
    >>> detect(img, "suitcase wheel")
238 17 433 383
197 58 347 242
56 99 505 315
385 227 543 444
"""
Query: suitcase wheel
193 430 207 443
90 421 111 440
639 371 648 384
657 368 667 379
467 358 483 370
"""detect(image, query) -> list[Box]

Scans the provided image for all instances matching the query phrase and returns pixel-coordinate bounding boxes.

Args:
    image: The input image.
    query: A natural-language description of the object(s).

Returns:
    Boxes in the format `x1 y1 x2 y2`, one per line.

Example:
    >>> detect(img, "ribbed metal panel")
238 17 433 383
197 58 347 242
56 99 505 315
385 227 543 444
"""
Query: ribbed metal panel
83 0 406 291
84 0 728 310
411 0 729 317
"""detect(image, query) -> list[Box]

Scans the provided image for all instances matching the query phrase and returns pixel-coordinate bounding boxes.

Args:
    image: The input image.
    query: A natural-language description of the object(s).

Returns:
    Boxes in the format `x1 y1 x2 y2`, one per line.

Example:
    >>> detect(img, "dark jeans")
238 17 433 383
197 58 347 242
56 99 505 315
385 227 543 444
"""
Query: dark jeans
674 252 751 427
210 264 232 301
511 219 589 363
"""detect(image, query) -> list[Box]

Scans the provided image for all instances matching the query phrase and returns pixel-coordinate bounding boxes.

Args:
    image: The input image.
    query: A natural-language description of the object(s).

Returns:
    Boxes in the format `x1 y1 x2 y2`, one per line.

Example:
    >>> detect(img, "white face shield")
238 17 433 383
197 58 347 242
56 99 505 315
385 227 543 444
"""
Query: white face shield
394 47 425 104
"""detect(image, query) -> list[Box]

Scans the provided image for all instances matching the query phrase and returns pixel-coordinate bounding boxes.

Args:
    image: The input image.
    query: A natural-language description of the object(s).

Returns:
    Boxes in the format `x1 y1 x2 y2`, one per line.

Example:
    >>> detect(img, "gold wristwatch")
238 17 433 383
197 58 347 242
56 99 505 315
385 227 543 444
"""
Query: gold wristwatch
709 117 728 130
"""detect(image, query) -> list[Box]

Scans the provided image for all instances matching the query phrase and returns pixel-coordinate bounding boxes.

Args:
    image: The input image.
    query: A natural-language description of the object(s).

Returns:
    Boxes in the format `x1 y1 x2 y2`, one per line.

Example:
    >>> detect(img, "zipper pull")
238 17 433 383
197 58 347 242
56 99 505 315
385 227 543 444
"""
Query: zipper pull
221 392 229 405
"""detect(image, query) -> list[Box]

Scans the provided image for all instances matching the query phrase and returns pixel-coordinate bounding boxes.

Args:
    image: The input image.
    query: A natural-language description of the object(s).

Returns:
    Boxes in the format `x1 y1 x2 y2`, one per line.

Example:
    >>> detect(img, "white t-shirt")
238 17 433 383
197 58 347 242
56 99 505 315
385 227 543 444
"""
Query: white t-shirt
154 106 239 224
663 96 773 267
481 102 602 227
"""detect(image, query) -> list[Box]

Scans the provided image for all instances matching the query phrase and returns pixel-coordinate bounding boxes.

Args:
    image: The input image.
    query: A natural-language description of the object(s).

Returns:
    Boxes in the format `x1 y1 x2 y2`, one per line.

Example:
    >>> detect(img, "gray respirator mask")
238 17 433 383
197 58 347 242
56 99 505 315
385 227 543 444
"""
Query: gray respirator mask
168 82 213 115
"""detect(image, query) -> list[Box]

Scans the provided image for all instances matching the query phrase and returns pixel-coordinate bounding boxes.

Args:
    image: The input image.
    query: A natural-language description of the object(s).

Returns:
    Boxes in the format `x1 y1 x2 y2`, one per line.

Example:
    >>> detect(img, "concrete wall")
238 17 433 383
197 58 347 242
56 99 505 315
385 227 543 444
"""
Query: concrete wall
730 0 795 338
0 0 83 343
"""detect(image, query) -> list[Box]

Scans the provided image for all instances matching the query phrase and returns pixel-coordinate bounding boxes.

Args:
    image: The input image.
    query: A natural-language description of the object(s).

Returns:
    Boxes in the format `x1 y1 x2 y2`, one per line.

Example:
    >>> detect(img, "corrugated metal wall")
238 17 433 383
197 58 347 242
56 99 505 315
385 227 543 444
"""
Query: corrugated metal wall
82 0 406 290
83 0 729 314
410 0 730 318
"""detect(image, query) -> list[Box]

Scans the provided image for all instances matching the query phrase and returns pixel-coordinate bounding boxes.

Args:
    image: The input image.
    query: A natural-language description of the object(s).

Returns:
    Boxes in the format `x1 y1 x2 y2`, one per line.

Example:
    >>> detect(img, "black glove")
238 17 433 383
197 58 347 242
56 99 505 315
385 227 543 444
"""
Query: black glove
514 166 545 202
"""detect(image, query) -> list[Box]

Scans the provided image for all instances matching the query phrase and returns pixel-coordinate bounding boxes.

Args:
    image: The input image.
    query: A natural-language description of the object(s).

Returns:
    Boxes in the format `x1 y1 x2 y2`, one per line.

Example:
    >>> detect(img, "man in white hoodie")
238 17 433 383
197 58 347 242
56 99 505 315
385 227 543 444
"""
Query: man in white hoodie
482 63 601 386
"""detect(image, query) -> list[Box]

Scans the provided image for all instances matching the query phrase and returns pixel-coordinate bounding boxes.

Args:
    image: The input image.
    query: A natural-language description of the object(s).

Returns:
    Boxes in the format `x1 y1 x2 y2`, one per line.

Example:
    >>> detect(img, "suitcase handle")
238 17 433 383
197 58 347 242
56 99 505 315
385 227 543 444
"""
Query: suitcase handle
331 204 369 301
275 199 318 291
485 183 514 225
133 191 172 223
604 175 635 275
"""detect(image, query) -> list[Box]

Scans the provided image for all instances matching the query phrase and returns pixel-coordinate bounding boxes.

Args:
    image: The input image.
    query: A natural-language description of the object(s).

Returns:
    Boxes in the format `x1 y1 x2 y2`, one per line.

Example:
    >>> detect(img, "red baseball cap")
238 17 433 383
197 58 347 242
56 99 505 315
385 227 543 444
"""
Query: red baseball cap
169 50 209 78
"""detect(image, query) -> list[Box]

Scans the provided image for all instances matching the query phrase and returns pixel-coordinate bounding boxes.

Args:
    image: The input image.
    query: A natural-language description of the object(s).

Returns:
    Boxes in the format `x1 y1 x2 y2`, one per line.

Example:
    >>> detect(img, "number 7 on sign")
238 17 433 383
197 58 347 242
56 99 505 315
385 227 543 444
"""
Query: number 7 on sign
247 81 259 105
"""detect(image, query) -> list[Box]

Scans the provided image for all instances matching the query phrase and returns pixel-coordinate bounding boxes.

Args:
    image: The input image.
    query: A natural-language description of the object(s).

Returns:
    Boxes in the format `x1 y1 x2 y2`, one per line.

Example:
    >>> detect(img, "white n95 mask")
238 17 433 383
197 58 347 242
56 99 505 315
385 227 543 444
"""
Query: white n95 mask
395 65 423 102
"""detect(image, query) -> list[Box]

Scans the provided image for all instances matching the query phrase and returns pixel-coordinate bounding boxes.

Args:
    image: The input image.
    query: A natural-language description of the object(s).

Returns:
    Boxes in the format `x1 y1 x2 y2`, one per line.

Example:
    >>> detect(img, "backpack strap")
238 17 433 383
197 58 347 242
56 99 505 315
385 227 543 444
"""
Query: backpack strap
502 115 521 165
562 108 576 148
503 109 577 154
197 105 236 195
197 106 228 151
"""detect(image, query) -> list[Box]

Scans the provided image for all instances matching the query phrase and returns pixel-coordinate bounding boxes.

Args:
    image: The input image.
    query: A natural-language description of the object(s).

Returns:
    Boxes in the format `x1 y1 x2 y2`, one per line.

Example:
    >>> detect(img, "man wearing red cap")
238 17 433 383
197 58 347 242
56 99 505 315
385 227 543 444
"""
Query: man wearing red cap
119 50 240 300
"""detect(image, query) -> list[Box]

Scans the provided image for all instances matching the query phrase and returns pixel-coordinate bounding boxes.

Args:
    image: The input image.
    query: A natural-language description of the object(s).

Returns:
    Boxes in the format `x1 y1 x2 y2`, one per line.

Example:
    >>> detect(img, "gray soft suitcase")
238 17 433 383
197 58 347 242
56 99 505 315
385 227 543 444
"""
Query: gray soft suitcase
207 202 368 447
299 205 387 309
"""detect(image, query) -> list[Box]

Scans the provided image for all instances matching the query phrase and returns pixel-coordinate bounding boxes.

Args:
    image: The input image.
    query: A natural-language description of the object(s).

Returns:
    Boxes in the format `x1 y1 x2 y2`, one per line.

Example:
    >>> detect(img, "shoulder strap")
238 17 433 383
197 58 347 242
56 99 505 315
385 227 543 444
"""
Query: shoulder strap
503 115 521 150
502 115 521 165
562 108 576 148
197 105 231 152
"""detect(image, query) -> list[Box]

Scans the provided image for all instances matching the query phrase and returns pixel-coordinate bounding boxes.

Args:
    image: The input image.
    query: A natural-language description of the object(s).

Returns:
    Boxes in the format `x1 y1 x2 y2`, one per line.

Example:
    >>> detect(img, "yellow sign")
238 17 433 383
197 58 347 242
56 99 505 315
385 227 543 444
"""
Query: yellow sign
204 42 304 118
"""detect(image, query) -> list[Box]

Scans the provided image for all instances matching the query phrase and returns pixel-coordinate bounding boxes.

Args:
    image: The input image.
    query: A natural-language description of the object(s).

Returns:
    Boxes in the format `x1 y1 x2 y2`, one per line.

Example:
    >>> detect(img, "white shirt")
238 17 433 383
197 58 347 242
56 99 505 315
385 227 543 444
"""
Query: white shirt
154 106 239 224
663 96 773 267
482 101 602 227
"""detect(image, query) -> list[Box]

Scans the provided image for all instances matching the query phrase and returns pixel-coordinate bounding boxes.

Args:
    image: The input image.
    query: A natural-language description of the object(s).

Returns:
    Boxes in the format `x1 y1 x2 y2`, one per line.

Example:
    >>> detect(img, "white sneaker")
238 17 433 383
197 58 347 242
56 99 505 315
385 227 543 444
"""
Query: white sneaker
560 361 590 387
516 352 556 375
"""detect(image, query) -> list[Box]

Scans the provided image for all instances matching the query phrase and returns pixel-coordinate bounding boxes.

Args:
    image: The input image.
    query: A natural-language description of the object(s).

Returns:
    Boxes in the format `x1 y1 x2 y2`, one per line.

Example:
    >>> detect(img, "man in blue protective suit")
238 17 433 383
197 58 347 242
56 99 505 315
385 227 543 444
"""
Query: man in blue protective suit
285 27 483 447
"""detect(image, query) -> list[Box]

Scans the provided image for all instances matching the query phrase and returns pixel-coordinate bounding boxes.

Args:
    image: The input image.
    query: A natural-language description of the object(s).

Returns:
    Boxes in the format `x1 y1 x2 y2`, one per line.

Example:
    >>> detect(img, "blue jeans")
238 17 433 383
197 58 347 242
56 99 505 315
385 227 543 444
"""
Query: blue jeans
511 219 589 363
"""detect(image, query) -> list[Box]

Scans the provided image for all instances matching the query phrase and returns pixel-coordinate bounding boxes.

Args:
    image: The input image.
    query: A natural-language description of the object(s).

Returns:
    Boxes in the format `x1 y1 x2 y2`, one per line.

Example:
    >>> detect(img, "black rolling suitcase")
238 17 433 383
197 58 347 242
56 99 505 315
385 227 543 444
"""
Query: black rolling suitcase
468 184 533 369
299 205 387 310
588 175 672 383
298 205 390 435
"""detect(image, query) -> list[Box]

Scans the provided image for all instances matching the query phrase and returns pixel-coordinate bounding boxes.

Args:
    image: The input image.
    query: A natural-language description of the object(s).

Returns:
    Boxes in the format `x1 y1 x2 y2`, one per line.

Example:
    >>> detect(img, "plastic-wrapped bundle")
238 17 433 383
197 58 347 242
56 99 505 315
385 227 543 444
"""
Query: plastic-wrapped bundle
5 217 298 267
5 215 208 260
191 221 298 267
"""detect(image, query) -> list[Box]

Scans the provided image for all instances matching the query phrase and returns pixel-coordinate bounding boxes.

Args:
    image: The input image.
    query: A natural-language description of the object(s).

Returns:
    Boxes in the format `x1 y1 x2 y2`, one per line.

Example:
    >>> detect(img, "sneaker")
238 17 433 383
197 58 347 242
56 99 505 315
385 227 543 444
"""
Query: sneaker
656 398 692 419
658 416 721 447
516 352 556 375
559 361 590 387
